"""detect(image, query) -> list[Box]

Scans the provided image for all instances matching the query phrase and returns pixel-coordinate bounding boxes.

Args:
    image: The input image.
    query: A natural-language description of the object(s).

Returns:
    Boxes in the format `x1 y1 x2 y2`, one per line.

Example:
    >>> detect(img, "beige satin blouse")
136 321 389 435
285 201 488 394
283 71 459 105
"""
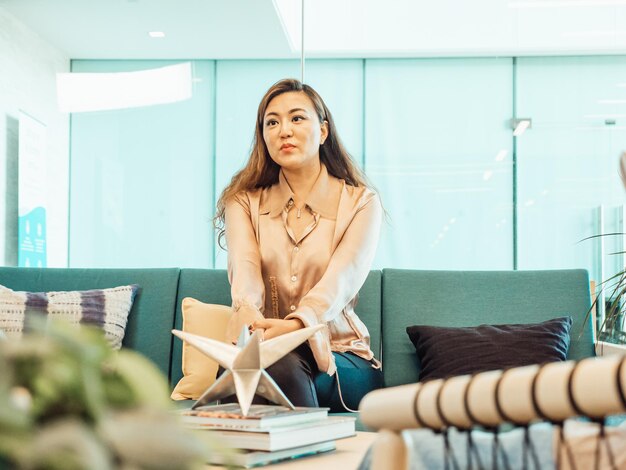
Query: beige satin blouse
224 164 382 375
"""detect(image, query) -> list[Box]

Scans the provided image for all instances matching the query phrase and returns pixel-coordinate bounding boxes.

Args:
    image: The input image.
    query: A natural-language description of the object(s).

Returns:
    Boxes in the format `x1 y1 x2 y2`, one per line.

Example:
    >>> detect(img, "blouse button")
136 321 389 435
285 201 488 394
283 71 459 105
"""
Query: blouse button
291 275 297 282
290 305 296 311
294 246 299 252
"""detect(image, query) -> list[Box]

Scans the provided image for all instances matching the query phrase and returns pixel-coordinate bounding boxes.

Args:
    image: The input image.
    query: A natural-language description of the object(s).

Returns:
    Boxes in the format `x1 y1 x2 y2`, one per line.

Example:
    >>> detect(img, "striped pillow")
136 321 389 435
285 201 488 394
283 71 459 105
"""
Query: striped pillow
0 284 139 349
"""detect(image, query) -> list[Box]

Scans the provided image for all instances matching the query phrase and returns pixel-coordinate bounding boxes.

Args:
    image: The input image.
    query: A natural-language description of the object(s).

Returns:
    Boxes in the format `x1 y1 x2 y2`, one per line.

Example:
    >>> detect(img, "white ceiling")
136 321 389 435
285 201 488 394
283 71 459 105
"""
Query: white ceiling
0 0 294 59
2 0 626 59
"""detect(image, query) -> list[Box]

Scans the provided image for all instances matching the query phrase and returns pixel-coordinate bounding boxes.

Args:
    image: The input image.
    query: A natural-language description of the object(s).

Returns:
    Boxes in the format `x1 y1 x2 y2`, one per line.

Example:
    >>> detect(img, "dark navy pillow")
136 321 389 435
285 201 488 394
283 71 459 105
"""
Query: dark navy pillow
406 316 572 382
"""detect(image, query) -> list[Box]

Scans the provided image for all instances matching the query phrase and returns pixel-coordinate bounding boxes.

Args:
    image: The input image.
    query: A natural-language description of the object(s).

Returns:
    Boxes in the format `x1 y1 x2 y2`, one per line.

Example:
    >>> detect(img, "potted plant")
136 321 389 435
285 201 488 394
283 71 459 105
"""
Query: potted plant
0 319 212 469
586 152 626 353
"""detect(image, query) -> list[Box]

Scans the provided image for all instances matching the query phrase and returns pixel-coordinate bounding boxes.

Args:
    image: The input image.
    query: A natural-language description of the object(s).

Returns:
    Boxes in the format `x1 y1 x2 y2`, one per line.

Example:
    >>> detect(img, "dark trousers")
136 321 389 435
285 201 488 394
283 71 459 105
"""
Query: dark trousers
218 344 383 412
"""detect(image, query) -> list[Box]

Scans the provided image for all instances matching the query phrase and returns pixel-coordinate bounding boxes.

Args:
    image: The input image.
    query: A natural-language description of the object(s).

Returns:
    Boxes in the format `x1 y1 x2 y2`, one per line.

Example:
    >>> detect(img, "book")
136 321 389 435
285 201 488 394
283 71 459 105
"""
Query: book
180 404 329 430
194 416 356 452
206 440 336 468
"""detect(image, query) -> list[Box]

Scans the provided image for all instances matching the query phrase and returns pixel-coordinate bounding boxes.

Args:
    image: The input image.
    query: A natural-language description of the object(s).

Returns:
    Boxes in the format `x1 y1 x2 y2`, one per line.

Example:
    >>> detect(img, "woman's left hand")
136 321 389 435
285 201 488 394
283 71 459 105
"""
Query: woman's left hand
252 318 304 341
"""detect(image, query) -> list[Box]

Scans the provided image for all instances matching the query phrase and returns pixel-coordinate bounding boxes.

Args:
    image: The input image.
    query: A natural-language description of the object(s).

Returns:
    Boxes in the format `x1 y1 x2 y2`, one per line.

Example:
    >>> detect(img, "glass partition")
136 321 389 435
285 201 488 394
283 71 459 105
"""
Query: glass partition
516 56 626 287
213 59 364 267
365 58 514 269
68 55 626 273
69 60 215 267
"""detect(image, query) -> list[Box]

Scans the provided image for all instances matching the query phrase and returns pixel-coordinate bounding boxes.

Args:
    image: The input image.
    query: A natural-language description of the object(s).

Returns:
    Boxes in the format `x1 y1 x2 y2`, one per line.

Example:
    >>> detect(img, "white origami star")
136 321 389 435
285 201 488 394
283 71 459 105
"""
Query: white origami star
172 324 324 416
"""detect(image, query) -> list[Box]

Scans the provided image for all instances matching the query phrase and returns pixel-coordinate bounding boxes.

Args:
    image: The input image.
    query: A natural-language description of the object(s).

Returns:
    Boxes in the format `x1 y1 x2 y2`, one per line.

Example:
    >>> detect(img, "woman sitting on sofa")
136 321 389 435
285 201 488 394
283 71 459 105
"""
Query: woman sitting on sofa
214 78 383 411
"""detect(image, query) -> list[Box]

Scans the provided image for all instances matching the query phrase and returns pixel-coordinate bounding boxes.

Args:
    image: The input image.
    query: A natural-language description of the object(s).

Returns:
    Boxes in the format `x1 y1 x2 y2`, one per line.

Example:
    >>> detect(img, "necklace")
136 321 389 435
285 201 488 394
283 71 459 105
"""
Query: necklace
287 199 307 219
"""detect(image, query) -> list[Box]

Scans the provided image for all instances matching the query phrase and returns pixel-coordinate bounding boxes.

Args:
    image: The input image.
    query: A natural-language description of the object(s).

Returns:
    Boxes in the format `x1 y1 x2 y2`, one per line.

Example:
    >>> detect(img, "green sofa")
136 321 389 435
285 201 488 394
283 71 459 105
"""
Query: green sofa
0 267 595 394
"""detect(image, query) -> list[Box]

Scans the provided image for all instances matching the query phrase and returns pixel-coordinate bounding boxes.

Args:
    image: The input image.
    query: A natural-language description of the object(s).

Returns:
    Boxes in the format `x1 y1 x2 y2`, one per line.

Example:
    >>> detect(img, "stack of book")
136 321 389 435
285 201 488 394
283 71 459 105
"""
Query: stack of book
180 403 356 468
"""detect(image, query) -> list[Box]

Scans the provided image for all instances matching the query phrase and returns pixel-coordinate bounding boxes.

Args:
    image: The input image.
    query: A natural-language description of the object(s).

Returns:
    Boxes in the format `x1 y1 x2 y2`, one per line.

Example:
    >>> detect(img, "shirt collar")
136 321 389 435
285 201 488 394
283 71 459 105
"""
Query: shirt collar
265 164 341 220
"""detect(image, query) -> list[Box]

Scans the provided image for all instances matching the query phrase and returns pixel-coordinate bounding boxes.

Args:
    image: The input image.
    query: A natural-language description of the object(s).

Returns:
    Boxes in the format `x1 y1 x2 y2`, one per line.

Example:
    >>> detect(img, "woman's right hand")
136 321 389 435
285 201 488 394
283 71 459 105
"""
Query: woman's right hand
225 304 264 344
251 318 304 341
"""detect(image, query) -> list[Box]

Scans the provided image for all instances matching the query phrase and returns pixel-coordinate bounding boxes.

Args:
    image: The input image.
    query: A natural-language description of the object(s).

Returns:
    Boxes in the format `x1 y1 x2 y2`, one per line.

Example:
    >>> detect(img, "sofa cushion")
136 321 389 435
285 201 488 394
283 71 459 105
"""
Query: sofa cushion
406 316 572 381
0 283 139 349
382 269 594 388
171 269 233 389
171 298 231 400
0 267 180 378
355 271 383 366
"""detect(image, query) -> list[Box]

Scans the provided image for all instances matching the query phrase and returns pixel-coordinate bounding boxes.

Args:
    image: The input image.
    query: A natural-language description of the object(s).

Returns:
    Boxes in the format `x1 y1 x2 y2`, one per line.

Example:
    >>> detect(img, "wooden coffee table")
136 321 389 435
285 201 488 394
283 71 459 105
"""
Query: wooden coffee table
205 431 376 469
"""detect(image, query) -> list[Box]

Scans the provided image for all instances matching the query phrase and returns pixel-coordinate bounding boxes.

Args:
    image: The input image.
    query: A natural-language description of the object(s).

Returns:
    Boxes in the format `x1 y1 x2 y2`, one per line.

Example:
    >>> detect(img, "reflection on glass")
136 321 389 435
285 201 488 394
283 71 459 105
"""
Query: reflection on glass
69 60 215 268
516 56 626 286
66 54 626 274
365 58 514 269
213 60 363 268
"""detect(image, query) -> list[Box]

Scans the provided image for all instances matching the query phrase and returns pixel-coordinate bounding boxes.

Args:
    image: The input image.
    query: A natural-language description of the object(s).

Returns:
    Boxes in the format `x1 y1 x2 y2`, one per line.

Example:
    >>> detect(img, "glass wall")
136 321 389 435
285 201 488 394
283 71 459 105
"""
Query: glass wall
69 59 365 269
68 56 626 277
516 56 626 287
365 58 514 269
70 60 215 267
213 60 364 267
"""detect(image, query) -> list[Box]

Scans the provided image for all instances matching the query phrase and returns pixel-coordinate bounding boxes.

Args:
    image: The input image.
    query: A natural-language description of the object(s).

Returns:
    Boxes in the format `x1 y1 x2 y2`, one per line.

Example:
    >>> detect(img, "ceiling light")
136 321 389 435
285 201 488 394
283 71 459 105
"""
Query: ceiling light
598 99 626 104
483 170 494 181
525 200 535 207
56 62 192 113
149 31 165 38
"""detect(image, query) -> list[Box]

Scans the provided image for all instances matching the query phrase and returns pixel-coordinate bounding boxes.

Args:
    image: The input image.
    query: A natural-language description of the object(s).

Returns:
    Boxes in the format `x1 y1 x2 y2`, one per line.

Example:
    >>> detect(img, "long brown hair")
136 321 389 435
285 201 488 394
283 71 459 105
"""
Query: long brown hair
214 78 370 247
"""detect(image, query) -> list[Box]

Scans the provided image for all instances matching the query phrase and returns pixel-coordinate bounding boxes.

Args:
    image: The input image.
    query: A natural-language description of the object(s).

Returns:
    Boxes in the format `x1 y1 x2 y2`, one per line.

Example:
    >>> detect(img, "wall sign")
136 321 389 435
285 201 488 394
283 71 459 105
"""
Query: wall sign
18 111 47 268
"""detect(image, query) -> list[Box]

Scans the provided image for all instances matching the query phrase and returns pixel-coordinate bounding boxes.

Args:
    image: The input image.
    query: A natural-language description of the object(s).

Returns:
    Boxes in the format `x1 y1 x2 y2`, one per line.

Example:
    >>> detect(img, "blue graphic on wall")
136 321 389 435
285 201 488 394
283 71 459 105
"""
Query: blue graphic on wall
18 206 47 268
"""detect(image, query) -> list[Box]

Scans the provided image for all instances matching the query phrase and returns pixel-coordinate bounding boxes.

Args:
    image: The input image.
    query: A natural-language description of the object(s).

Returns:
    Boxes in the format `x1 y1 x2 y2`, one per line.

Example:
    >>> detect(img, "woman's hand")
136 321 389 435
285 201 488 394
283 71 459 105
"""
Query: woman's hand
252 318 304 341
226 304 264 344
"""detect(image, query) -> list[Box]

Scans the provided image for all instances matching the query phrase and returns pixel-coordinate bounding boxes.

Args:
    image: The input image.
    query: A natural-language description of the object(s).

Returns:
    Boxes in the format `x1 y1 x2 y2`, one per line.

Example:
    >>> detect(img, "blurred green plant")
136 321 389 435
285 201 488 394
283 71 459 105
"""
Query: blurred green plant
582 153 626 346
0 318 211 469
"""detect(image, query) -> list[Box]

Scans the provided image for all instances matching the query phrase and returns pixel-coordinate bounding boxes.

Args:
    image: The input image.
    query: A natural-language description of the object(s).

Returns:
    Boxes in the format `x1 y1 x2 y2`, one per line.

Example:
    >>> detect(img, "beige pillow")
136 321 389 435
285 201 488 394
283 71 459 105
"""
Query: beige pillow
170 298 231 400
